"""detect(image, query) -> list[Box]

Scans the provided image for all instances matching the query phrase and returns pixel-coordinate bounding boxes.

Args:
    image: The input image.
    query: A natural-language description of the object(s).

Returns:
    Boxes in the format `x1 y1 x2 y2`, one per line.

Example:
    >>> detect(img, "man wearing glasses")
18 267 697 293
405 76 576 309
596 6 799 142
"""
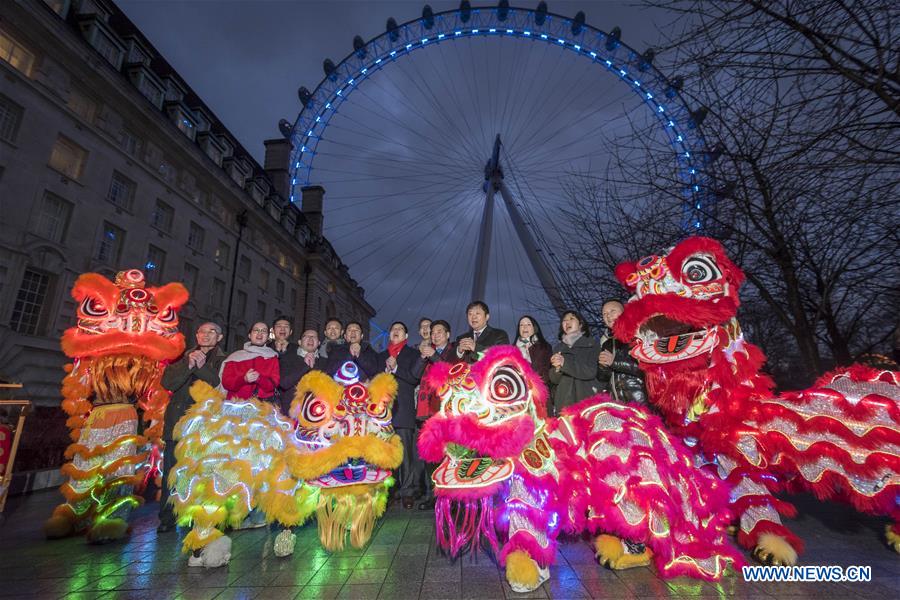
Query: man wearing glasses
158 322 225 533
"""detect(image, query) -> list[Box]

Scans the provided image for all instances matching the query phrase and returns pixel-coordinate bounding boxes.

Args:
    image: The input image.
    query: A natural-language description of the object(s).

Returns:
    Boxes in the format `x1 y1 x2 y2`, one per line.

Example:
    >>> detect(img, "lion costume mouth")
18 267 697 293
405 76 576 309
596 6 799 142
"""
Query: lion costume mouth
287 434 403 486
633 315 718 364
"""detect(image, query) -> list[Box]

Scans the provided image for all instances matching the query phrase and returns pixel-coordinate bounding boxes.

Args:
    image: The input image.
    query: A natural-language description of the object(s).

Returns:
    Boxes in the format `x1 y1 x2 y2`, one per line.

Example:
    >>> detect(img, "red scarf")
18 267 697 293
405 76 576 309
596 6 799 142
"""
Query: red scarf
388 340 406 358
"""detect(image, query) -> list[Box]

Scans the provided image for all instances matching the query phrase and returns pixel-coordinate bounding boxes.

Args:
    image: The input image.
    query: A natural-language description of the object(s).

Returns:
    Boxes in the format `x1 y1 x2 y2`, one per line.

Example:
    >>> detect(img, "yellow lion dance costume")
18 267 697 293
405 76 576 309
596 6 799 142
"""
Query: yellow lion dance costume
44 269 187 543
169 361 402 567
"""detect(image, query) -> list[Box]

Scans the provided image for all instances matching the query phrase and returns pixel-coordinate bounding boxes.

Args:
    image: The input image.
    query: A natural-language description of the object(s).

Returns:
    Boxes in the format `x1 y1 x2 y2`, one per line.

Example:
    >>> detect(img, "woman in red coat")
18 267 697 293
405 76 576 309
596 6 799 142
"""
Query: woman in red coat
220 322 280 401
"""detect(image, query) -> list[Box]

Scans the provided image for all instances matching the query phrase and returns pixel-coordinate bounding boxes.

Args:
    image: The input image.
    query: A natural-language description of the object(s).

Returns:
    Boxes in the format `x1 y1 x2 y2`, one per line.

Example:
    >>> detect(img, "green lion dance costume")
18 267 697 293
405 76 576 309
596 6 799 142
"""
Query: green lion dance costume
168 361 402 566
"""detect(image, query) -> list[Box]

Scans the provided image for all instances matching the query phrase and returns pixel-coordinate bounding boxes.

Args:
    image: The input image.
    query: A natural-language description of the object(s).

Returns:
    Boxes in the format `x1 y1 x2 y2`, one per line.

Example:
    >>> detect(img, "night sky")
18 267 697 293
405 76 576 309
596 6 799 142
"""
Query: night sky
118 1 677 339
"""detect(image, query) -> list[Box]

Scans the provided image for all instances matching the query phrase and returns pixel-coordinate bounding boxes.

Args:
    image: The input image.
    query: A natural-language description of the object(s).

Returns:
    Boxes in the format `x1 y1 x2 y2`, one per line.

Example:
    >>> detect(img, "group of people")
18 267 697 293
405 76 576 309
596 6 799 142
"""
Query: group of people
156 299 649 529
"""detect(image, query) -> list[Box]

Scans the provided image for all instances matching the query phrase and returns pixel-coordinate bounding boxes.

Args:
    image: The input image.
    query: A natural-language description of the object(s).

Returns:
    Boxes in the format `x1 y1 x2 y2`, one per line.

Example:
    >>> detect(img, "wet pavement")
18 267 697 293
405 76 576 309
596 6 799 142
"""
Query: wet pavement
0 490 897 599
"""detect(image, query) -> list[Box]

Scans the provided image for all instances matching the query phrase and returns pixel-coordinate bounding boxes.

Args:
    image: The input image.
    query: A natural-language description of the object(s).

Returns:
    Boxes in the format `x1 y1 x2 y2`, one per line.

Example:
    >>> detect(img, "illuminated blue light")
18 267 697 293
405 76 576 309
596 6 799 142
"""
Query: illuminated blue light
295 162 300 168
438 33 445 39
634 80 641 86
455 30 462 35
557 38 565 45
472 29 480 33
360 68 367 75
668 120 675 127
405 43 413 50
684 151 691 158
336 89 342 95
646 92 653 99
523 30 531 36
315 116 321 122
145 261 156 270
348 78 354 85
589 51 597 58
375 58 382 64
619 69 626 76
676 135 683 142
689 168 696 174
390 50 397 57
301 146 307 152
489 28 496 33
574 44 581 51
292 178 297 184
693 185 700 192
696 204 701 209
506 29 513 34
306 129 312 136
421 38 428 44
658 104 665 112
540 33 548 39
695 221 701 228
325 102 331 109
605 60 612 67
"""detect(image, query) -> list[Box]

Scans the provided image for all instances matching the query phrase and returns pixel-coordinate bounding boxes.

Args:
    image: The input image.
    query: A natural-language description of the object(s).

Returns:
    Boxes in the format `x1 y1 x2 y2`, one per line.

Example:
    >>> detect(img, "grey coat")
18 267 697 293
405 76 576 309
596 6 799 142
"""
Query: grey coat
548 335 602 414
161 346 226 441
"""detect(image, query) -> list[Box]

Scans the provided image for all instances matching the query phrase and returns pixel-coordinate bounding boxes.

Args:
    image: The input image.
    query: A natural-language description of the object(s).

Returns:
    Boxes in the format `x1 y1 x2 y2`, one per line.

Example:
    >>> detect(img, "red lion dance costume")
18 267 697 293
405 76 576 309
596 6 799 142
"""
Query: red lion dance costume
44 269 187 543
613 237 900 565
418 346 742 592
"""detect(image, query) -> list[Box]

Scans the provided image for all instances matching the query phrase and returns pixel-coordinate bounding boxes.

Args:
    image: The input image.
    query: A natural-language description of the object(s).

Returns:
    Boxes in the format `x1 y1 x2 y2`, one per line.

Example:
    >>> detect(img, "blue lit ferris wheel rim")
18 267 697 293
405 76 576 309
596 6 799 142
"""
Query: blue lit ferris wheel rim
287 4 708 227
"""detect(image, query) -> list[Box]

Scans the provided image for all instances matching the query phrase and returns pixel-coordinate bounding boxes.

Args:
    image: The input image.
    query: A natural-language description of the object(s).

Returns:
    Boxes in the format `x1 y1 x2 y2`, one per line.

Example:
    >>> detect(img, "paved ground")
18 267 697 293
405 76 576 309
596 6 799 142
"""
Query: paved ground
0 490 896 599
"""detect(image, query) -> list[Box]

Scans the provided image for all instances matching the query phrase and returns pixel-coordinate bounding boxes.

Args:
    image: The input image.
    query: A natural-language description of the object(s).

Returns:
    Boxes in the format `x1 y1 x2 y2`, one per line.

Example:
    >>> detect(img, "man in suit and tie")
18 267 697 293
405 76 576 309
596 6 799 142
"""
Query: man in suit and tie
455 300 510 363
278 329 328 414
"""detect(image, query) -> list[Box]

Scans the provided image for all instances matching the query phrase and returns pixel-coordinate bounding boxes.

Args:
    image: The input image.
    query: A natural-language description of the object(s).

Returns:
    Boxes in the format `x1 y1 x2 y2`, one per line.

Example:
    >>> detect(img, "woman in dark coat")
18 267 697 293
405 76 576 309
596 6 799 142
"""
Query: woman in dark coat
512 315 553 405
549 310 602 414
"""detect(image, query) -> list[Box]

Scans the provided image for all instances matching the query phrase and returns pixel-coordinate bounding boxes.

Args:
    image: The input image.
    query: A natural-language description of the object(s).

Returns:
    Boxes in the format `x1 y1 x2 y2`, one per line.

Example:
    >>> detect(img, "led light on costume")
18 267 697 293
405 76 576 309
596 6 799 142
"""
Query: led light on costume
417 346 743 593
44 269 187 543
613 236 900 565
169 361 402 565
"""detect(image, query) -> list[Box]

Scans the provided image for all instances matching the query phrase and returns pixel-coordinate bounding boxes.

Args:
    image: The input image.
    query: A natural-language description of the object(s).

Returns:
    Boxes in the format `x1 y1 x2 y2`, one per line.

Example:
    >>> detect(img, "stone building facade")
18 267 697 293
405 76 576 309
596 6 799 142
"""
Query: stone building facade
0 0 374 416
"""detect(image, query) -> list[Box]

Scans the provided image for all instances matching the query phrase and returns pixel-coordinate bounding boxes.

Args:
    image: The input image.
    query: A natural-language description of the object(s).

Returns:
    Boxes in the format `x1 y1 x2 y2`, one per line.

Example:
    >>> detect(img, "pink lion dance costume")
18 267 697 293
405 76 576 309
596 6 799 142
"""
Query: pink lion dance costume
613 236 900 565
418 346 742 592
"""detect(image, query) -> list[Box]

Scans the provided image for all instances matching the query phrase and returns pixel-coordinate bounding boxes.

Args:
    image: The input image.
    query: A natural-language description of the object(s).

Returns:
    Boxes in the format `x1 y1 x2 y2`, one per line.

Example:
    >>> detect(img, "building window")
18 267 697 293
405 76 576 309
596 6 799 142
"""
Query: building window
187 221 205 252
0 94 23 143
119 129 141 156
145 245 166 284
66 87 97 123
0 29 36 77
214 240 230 266
92 29 122 68
238 255 251 280
33 192 72 243
235 290 247 319
9 269 50 334
260 268 269 292
137 75 164 107
276 279 285 301
183 262 198 296
257 300 266 323
97 221 124 263
152 199 174 234
158 160 176 184
48 135 87 180
106 171 135 211
211 277 225 308
290 287 297 308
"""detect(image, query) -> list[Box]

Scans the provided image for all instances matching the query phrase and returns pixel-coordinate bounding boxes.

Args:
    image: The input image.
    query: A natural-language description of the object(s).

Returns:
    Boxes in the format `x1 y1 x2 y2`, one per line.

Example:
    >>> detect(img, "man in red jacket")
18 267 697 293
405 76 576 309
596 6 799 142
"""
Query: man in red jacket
220 321 280 401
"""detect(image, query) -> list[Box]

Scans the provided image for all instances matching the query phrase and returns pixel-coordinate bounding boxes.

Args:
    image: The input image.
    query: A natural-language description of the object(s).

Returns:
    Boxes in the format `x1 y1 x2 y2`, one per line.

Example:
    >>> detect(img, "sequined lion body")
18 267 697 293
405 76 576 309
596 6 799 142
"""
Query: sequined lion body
418 346 742 592
169 362 402 565
44 269 187 543
613 236 900 564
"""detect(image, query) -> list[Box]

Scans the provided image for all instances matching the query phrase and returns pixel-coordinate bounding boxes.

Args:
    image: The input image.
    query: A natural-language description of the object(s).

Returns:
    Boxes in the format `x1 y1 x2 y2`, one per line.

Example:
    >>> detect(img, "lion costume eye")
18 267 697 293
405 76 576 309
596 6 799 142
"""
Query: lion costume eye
81 297 108 317
367 401 389 420
682 256 721 284
158 306 177 323
300 392 330 425
489 366 527 404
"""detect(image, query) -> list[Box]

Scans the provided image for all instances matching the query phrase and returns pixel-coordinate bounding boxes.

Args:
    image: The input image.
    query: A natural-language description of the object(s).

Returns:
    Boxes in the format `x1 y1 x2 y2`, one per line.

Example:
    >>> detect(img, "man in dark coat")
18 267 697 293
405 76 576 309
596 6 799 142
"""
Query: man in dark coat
278 329 328 414
455 300 510 363
268 316 297 412
158 322 226 532
597 300 647 404
379 321 426 509
317 317 344 361
325 321 379 379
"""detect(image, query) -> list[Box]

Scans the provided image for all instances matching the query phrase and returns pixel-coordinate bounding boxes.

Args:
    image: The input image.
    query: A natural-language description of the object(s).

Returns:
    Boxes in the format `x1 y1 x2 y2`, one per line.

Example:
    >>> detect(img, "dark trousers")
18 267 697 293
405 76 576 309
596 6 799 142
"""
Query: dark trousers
158 439 177 526
413 421 435 500
395 427 421 498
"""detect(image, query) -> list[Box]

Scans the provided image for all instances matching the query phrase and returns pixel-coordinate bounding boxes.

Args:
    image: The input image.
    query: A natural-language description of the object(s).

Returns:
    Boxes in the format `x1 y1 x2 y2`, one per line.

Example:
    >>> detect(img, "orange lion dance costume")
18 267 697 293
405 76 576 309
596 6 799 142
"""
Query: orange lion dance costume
613 237 900 565
44 269 187 543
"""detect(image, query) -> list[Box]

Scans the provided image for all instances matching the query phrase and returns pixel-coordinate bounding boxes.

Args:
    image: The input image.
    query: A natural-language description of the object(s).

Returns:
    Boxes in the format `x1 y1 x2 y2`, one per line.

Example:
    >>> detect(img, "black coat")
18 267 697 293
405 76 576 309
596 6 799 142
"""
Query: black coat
326 341 380 380
279 347 328 413
161 346 226 441
597 336 647 404
378 345 425 429
548 335 602 413
455 325 510 363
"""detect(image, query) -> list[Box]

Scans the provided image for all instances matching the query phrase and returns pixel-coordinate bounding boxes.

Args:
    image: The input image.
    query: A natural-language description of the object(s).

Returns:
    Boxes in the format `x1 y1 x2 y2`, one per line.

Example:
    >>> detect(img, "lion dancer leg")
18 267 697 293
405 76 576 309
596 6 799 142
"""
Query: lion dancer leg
45 403 145 542
717 455 803 565
497 475 556 593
